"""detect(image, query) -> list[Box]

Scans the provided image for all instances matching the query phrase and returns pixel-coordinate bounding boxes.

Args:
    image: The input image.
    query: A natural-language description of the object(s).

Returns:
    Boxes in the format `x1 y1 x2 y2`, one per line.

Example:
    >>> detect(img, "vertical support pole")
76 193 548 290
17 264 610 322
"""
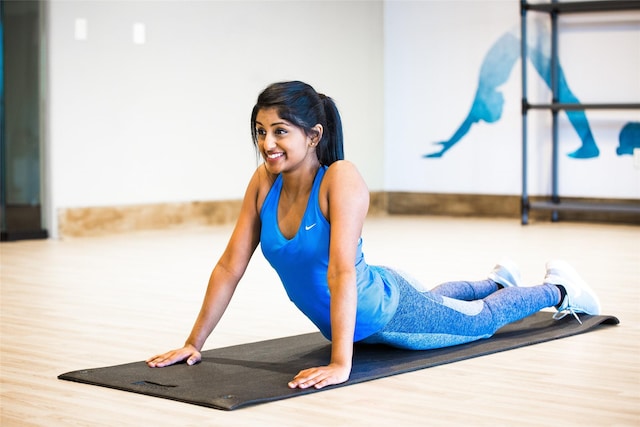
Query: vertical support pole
550 1 560 222
520 0 529 225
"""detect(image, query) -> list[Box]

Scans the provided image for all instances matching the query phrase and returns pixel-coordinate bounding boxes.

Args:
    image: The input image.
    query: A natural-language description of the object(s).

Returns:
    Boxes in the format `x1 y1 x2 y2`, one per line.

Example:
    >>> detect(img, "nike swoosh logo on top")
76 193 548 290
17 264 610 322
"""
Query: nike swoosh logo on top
305 223 317 231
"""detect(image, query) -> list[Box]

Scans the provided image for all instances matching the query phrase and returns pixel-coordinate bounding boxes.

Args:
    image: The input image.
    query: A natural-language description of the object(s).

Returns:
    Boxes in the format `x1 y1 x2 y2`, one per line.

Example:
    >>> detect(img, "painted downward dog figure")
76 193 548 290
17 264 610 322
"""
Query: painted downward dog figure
147 81 601 389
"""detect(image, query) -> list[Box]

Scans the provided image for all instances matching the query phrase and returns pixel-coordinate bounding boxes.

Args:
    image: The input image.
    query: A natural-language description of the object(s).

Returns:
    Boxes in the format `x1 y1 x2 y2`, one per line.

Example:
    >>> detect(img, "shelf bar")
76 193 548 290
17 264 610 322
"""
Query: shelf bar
530 200 640 214
526 102 640 110
526 1 640 13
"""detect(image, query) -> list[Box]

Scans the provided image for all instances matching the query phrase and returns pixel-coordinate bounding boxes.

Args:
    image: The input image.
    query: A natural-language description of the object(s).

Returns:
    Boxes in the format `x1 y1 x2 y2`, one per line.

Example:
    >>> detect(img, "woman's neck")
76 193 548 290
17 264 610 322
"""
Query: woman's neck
280 161 321 201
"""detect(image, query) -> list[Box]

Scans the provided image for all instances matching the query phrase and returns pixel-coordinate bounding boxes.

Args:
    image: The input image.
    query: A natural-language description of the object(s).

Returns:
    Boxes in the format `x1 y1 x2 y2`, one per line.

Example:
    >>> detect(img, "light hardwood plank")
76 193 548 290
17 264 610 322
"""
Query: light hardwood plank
1 216 639 426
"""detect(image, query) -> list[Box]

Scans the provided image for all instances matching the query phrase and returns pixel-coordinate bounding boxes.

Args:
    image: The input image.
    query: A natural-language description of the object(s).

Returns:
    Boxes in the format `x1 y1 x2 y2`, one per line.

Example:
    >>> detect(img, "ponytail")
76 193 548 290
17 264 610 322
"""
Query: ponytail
251 81 345 166
317 94 344 165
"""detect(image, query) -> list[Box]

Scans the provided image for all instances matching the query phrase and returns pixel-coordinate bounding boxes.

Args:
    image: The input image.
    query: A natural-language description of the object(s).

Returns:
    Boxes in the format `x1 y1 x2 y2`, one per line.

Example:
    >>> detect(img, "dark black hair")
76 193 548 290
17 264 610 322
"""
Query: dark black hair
251 81 344 166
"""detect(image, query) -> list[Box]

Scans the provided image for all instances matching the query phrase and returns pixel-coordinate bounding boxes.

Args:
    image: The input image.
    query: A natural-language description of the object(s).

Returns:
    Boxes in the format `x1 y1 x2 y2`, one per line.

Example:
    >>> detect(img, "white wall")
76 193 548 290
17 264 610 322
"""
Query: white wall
47 0 640 236
47 0 384 234
384 0 640 198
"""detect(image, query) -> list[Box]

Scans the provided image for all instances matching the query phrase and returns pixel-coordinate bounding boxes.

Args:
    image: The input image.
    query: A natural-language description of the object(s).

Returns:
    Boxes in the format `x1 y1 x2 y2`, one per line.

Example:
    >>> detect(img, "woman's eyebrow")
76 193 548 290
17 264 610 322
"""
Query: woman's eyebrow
255 120 289 127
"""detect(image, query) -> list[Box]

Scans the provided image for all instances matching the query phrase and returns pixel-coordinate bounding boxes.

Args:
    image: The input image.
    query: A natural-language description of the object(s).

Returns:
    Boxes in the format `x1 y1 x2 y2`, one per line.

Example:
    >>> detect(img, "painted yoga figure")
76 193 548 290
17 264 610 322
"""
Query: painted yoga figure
425 22 638 159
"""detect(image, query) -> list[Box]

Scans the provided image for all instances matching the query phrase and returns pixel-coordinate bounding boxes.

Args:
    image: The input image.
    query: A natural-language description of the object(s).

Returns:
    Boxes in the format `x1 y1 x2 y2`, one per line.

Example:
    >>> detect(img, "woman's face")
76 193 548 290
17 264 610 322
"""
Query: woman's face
255 108 319 174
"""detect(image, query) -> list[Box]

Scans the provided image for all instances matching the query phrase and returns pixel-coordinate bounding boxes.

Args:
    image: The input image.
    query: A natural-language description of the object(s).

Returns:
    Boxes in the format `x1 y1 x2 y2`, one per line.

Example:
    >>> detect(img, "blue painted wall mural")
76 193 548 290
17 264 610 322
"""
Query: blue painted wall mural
424 23 638 160
618 122 640 155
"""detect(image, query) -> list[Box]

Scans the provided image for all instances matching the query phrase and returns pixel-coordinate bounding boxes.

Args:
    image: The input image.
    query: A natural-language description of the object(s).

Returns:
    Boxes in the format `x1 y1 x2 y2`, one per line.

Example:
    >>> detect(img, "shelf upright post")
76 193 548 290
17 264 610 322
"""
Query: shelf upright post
520 0 530 225
550 0 560 221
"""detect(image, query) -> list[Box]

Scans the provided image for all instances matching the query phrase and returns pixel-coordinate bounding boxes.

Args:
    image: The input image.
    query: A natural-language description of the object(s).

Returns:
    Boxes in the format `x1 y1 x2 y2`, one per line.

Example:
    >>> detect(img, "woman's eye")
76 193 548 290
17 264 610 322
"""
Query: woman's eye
275 128 287 135
256 128 266 136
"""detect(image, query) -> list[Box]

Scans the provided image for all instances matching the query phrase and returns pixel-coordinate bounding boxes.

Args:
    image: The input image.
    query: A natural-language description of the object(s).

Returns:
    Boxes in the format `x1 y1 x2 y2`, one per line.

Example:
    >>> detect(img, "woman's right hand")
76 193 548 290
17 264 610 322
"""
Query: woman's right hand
146 344 201 368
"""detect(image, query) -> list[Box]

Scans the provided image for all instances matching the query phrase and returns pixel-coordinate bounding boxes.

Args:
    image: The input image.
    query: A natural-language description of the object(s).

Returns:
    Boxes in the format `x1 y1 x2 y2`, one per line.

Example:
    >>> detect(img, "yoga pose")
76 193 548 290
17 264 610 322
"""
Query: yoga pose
425 24 600 159
147 81 601 389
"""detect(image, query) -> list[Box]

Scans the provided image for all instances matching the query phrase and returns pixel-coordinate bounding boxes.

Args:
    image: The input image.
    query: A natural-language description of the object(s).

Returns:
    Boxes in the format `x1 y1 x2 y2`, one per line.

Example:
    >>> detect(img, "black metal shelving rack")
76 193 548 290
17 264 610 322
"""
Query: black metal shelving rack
520 0 640 224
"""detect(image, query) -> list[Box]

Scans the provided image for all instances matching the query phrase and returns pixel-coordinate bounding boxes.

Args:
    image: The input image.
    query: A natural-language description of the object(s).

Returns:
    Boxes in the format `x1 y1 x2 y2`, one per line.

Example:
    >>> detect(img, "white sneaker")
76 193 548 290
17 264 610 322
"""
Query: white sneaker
488 258 522 288
544 260 601 324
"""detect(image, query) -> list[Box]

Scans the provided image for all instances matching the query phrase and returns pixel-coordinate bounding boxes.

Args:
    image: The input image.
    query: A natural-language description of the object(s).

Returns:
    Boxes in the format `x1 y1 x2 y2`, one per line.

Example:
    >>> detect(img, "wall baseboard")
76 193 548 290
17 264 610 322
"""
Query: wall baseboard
58 200 242 238
386 192 640 225
57 192 639 238
387 192 520 218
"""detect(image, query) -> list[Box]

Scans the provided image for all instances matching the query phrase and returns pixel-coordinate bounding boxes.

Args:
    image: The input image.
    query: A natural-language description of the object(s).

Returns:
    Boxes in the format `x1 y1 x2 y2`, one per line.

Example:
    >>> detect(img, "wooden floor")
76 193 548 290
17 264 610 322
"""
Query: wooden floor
1 216 639 426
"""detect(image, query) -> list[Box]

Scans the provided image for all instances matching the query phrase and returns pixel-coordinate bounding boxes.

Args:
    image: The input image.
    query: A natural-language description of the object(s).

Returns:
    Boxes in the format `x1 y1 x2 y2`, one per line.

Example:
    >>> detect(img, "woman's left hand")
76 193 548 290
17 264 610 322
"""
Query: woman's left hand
288 363 351 389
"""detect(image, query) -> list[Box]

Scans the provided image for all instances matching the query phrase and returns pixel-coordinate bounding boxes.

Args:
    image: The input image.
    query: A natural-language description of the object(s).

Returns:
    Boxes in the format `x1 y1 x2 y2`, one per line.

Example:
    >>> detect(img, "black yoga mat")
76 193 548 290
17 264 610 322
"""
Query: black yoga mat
59 312 618 411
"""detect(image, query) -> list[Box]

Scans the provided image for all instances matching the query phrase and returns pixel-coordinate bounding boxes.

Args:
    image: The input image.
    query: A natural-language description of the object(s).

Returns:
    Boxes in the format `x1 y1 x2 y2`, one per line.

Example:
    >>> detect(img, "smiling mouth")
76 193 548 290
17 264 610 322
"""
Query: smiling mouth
267 152 284 160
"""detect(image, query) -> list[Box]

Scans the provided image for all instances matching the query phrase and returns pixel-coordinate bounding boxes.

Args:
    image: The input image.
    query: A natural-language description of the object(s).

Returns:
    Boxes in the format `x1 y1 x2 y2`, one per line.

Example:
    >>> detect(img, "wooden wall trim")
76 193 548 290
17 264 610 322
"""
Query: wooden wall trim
386 192 640 224
58 200 242 238
56 192 639 237
387 192 520 217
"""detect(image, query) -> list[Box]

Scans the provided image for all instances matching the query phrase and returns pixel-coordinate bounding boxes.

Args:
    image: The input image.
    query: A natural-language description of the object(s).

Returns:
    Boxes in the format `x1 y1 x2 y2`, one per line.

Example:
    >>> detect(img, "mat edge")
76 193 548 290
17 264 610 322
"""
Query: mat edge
57 313 620 411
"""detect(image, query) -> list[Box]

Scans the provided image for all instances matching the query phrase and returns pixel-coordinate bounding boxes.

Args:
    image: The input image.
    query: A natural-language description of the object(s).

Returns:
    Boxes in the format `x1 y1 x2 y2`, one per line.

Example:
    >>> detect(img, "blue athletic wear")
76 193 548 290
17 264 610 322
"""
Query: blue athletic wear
259 166 560 350
360 268 560 349
259 166 399 341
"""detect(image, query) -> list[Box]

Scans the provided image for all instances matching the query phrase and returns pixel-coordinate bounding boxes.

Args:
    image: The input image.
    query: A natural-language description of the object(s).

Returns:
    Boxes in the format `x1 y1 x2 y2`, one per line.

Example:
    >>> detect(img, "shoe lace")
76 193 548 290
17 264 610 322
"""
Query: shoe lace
553 306 583 325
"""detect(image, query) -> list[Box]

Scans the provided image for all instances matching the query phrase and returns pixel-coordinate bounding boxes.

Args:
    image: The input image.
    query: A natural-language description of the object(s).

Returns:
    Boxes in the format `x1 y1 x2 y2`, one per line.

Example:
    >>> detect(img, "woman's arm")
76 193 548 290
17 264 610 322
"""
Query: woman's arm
288 160 369 389
147 167 267 368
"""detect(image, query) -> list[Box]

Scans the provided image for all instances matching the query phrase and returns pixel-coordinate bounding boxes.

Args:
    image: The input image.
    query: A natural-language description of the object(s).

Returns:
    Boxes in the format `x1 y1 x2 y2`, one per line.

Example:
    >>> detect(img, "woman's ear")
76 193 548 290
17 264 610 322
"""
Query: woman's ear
310 124 323 146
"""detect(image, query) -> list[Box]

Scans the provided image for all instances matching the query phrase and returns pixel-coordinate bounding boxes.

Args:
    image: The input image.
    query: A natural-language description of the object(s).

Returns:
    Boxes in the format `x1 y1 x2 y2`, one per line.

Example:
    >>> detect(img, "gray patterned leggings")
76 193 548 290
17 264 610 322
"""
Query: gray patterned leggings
360 267 561 350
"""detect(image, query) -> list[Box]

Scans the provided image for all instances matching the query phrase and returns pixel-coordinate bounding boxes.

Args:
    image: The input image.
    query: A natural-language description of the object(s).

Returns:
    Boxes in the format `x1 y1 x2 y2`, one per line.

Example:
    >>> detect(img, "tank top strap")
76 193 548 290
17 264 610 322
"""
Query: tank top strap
307 165 328 221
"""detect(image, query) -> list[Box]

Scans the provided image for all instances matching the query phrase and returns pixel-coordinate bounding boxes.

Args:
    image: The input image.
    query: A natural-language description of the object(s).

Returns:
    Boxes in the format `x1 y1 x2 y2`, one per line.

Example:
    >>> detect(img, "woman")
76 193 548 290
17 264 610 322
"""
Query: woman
147 81 601 390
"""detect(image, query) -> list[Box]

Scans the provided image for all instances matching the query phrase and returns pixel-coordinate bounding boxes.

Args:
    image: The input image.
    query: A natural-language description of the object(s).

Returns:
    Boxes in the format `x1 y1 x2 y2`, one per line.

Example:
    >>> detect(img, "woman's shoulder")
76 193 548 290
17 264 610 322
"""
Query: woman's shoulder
323 160 368 190
253 163 278 184
326 159 357 171
319 160 369 217
250 164 278 214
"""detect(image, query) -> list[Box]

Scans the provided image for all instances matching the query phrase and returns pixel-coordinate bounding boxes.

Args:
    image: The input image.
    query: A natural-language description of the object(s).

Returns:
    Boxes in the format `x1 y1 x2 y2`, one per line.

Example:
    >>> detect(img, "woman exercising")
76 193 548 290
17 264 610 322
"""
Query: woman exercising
147 81 600 390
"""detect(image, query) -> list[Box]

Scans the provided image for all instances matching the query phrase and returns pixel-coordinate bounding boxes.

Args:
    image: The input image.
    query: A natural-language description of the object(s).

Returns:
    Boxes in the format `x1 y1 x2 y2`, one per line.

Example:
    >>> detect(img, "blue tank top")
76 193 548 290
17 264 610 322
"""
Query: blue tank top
259 166 399 341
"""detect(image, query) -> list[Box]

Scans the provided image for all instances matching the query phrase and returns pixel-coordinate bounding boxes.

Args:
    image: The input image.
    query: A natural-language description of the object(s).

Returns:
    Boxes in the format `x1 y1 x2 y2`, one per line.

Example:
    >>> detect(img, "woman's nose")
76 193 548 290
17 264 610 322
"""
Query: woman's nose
263 133 276 150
